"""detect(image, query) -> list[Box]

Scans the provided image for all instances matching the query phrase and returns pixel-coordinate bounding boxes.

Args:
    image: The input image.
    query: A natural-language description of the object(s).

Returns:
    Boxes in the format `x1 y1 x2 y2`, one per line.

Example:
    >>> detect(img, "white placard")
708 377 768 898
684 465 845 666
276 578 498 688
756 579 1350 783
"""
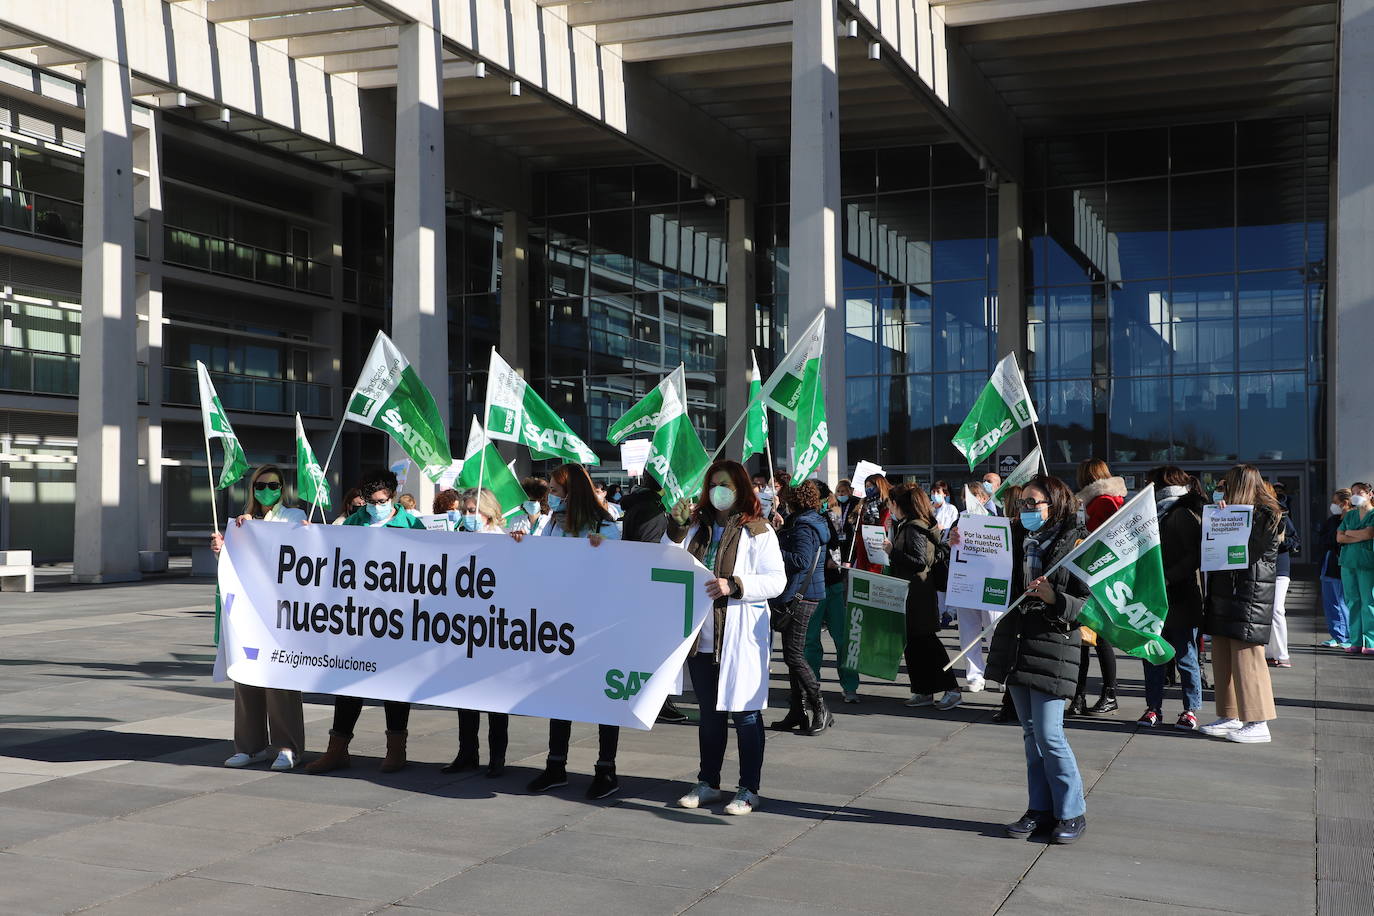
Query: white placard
861 524 889 565
946 515 1014 613
620 439 652 478
852 460 885 488
1202 504 1253 572
216 520 711 729
416 513 453 532
437 459 463 491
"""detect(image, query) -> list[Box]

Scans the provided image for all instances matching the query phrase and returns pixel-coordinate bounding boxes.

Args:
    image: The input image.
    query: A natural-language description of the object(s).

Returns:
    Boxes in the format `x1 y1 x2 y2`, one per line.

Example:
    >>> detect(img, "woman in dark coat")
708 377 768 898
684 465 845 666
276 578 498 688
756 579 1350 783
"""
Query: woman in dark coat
1200 464 1281 745
885 484 961 711
980 475 1090 845
1136 467 1206 731
770 481 833 736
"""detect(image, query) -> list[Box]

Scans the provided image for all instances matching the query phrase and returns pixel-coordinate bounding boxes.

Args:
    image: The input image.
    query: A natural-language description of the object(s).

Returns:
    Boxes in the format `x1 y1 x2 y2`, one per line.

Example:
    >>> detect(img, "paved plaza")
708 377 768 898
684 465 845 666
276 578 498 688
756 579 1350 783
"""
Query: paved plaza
0 574 1366 915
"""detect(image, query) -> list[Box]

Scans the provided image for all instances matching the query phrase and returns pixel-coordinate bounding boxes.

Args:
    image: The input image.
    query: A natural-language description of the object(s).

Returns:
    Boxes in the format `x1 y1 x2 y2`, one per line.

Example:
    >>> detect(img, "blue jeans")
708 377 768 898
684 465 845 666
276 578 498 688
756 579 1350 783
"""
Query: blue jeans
1143 626 1202 713
687 653 765 793
1007 685 1086 820
1321 568 1350 643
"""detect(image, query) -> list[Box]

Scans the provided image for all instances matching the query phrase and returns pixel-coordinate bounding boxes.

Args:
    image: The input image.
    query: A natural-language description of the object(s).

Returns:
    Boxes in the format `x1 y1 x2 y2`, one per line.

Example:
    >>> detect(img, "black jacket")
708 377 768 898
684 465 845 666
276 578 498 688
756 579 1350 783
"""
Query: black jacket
1158 493 1205 632
1204 505 1282 646
1317 512 1343 579
985 522 1090 700
887 517 942 636
775 509 829 603
619 485 668 544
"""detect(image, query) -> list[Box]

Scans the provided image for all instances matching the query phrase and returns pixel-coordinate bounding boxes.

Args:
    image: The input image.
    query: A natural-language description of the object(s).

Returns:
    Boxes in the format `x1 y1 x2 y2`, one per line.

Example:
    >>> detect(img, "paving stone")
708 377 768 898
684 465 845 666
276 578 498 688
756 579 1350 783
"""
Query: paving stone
127 791 365 837
0 776 194 817
0 804 101 849
78 876 383 916
400 862 699 914
8 818 269 874
493 825 755 890
996 883 1253 916
0 850 163 915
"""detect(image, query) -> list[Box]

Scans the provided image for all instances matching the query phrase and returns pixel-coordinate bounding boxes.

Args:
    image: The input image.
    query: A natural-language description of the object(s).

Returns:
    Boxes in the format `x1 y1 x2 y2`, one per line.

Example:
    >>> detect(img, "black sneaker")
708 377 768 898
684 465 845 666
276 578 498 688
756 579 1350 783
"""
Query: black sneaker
440 751 480 774
526 764 568 793
657 700 690 724
586 765 619 800
1005 809 1054 838
484 757 505 778
1052 815 1087 845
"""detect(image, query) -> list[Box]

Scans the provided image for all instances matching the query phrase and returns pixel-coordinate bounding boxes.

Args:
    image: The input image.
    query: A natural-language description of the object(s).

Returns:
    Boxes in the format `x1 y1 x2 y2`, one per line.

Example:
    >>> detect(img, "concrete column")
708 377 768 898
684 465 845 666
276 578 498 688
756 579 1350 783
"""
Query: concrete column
390 21 448 507
788 0 846 482
499 209 531 478
73 57 139 583
135 109 164 554
995 180 1030 463
1333 0 1374 487
725 198 755 462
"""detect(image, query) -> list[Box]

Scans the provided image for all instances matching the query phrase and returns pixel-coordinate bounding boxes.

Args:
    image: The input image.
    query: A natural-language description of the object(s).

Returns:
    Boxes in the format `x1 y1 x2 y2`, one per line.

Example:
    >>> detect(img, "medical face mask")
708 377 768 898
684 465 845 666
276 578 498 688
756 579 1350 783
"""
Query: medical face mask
367 500 392 522
458 513 481 532
710 485 735 512
931 493 946 507
1020 511 1046 532
523 500 541 517
1352 493 1370 508
837 493 850 505
1331 503 1345 516
865 486 879 500
983 481 995 495
758 486 774 514
1212 491 1225 505
547 494 565 512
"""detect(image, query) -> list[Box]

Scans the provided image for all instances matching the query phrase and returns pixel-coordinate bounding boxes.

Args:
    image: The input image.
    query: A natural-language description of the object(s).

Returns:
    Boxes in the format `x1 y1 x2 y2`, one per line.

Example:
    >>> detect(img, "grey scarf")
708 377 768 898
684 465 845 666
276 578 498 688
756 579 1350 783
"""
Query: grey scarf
1156 485 1189 520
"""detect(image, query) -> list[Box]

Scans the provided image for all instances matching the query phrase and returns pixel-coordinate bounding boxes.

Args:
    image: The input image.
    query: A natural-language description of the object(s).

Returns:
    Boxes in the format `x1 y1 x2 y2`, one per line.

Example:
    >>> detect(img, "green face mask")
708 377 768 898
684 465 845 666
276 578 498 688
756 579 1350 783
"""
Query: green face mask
255 484 282 508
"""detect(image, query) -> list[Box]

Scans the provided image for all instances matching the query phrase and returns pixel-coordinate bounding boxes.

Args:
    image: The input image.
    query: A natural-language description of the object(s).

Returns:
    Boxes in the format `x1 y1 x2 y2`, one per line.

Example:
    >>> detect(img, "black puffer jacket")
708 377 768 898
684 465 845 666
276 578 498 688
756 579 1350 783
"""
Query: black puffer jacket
1159 492 1205 632
985 522 1090 700
619 485 668 544
1204 505 1282 646
887 517 942 635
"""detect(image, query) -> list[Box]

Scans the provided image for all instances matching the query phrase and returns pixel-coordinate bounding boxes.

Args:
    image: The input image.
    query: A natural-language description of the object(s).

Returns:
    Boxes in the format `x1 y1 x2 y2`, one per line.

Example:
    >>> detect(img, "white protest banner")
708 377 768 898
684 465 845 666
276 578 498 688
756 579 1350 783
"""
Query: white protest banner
217 521 712 729
946 515 1014 613
1202 504 1253 572
861 524 889 565
620 439 652 478
852 460 885 488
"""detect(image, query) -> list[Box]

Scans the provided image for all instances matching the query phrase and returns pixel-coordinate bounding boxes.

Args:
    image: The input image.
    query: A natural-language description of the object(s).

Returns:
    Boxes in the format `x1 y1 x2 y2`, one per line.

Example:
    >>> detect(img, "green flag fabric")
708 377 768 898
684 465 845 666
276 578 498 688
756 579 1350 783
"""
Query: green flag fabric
484 349 599 466
294 412 331 512
842 570 909 680
994 446 1042 501
761 312 828 486
742 350 768 462
950 353 1038 471
455 417 527 519
196 361 250 490
607 365 710 512
1059 485 1175 663
343 332 453 482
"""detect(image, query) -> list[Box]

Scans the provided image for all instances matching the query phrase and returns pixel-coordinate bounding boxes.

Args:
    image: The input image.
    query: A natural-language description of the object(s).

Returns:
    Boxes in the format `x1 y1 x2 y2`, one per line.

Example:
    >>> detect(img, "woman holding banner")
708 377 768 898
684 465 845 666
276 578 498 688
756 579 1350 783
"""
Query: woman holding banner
443 487 517 778
211 464 307 771
981 475 1090 845
667 459 786 816
886 484 962 711
1200 464 1281 744
526 463 624 800
306 467 426 776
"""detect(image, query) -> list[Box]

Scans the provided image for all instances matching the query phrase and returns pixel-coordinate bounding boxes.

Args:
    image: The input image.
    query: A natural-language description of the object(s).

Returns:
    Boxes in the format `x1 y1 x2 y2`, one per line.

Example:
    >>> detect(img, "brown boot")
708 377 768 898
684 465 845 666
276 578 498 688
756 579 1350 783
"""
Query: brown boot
305 732 351 775
379 729 407 773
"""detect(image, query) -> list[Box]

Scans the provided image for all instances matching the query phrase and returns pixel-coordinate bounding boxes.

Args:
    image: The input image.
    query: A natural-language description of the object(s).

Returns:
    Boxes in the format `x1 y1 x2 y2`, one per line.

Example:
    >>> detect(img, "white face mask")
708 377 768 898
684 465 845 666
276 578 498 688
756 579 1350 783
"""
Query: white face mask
1331 503 1345 516
709 485 735 512
1352 493 1370 508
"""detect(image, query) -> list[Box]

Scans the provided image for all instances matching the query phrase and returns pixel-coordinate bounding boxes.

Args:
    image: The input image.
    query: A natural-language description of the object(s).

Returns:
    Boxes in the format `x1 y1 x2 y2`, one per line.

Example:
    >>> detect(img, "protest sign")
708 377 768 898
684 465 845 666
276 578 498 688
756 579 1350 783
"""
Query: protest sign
861 524 889 565
216 521 711 729
620 439 652 478
1202 504 1253 572
852 460 884 488
842 570 908 680
416 514 452 532
946 515 1013 613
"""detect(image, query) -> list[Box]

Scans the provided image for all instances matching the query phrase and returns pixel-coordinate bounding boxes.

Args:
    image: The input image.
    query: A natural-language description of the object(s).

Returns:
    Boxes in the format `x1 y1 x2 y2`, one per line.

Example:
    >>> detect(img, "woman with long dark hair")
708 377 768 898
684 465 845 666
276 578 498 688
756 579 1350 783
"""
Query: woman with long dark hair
525 463 624 799
886 484 961 711
982 475 1091 844
850 473 892 572
666 459 786 815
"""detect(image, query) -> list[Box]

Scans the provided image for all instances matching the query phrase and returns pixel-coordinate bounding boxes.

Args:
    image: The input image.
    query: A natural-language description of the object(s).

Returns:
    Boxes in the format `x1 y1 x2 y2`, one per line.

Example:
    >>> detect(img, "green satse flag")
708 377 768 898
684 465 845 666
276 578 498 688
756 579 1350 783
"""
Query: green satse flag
742 350 768 462
607 365 710 513
842 570 908 680
343 332 453 481
994 446 1042 501
1060 485 1175 663
760 312 828 486
950 352 1038 471
196 361 250 490
484 349 599 465
294 412 331 511
455 417 527 519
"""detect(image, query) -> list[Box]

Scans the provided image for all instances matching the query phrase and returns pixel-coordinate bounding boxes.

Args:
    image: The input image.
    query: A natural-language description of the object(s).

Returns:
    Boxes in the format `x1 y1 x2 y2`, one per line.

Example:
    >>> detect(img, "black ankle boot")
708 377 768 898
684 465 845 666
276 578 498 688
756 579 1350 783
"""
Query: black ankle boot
1088 688 1118 715
805 696 834 736
771 693 807 731
1067 693 1087 717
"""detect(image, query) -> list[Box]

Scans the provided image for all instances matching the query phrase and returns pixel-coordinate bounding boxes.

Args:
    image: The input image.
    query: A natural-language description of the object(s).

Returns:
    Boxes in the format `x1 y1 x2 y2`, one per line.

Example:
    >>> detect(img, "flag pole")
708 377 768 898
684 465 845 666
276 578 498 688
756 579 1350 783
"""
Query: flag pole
1029 423 1049 475
202 426 220 535
310 416 347 523
710 392 761 463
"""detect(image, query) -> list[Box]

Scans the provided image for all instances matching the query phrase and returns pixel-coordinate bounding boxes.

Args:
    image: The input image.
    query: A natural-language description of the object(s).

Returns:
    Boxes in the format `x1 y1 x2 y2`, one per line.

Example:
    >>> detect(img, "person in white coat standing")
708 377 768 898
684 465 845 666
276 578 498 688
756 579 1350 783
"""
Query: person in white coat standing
665 459 786 816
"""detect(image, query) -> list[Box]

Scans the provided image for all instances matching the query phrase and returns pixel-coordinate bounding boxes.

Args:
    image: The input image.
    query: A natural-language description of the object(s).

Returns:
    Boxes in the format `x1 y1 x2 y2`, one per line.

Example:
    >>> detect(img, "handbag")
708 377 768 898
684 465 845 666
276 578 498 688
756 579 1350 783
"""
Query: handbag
771 543 825 631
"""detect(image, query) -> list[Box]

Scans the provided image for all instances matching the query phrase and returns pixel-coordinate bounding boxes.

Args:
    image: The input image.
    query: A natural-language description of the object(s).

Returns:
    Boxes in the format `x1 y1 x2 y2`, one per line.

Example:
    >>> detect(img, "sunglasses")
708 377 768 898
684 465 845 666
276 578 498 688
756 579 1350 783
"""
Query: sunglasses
254 482 282 491
1017 498 1049 510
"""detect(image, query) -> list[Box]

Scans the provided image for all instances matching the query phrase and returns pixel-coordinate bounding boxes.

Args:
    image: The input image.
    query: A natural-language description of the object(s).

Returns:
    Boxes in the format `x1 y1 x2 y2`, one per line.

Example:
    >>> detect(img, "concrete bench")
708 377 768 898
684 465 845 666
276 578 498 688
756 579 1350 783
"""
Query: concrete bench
0 550 35 592
167 531 218 577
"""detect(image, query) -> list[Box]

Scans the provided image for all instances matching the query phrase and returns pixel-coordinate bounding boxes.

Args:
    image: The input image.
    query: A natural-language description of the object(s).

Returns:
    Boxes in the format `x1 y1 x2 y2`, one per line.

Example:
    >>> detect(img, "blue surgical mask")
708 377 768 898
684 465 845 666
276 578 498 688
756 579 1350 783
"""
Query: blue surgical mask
931 493 945 506
1212 491 1224 505
982 481 995 495
459 513 481 532
548 494 564 512
1020 511 1046 532
523 500 541 517
837 494 849 505
865 486 878 500
367 500 392 522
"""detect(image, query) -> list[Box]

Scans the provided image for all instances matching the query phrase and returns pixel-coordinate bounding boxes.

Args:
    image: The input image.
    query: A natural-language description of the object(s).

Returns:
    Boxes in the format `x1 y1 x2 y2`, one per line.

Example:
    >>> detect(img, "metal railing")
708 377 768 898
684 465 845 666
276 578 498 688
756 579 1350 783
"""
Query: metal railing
163 364 331 418
164 225 332 296
0 184 82 244
342 267 387 304
0 345 79 396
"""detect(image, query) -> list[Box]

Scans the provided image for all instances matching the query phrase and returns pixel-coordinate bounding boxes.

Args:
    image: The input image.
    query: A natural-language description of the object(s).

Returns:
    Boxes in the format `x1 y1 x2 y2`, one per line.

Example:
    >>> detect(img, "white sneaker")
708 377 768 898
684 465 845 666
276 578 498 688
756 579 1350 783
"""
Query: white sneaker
724 787 760 816
1226 721 1272 744
905 693 934 707
841 691 861 704
965 678 985 693
677 781 723 809
224 748 274 768
936 689 963 711
1199 717 1243 737
270 749 299 771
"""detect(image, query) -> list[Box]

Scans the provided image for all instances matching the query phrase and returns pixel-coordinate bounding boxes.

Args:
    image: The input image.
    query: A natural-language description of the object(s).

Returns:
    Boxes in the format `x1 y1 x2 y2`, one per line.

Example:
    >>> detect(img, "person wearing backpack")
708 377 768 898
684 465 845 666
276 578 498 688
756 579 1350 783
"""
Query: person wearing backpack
885 483 961 711
769 481 833 735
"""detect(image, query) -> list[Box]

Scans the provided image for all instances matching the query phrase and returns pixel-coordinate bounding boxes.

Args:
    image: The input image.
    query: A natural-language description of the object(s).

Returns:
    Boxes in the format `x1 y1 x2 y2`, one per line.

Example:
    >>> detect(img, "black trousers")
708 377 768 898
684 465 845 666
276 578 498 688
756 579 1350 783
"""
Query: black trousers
905 633 958 695
548 720 619 765
331 697 410 736
1076 637 1118 695
457 709 509 759
780 599 822 704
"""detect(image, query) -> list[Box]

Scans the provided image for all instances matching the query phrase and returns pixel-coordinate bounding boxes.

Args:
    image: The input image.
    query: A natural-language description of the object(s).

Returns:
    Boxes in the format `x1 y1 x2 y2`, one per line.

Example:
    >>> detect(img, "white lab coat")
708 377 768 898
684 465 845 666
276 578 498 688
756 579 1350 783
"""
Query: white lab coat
665 521 786 712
